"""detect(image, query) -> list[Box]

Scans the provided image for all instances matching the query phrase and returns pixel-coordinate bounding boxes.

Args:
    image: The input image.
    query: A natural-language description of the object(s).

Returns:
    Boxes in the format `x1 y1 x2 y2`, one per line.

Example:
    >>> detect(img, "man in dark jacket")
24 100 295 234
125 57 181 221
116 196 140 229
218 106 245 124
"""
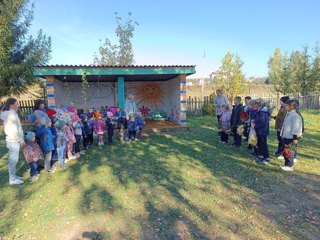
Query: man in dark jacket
253 99 270 164
230 96 243 147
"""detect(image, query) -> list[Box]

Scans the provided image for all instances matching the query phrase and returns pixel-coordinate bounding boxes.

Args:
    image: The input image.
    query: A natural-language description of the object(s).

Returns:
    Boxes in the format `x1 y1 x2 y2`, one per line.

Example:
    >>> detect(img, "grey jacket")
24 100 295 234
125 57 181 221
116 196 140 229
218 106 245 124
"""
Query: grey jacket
280 110 303 139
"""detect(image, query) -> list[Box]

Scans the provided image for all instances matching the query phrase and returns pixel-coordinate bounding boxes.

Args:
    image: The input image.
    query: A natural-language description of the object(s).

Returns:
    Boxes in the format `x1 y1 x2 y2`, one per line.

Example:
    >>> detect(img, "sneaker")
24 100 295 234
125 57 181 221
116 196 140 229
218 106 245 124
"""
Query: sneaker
293 158 298 163
280 166 294 171
263 158 271 165
15 176 23 180
134 138 138 141
9 178 24 185
80 151 85 155
277 155 284 160
47 168 56 173
221 141 227 144
30 175 39 182
255 157 264 163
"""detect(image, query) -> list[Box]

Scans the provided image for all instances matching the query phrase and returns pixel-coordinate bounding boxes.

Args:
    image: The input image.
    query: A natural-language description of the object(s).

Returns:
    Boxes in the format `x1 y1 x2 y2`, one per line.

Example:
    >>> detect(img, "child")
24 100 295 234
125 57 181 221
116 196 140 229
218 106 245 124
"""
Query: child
230 96 243 147
280 99 303 171
115 107 121 121
127 114 138 141
253 98 270 164
23 132 43 181
72 114 84 157
80 114 89 149
49 115 58 166
106 111 114 144
243 96 252 141
87 117 94 146
248 99 259 153
135 112 145 139
274 96 289 157
55 120 67 168
93 111 106 146
64 117 77 160
27 114 40 132
219 105 231 144
118 110 128 143
36 116 55 172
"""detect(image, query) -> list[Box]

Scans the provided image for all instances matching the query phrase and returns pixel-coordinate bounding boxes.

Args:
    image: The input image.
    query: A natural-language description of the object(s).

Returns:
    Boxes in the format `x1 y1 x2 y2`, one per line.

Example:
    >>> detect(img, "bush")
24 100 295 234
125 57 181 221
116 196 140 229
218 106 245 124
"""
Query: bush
202 93 215 115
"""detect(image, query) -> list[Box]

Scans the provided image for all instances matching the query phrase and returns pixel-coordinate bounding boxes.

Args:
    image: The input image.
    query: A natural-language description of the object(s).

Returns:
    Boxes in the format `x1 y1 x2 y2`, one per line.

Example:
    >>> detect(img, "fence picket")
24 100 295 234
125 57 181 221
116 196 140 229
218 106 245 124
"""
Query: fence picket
187 94 320 116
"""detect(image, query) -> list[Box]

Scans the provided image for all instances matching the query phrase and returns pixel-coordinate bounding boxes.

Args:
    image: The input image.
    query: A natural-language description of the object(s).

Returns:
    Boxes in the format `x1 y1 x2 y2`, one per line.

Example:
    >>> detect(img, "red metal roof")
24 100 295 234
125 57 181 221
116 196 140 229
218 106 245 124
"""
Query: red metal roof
35 64 196 68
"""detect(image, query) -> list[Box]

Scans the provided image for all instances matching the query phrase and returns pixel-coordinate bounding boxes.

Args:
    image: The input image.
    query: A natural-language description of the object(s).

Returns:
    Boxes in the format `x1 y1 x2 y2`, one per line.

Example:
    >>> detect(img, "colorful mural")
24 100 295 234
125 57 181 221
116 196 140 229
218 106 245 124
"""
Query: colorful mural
133 82 164 108
139 105 151 117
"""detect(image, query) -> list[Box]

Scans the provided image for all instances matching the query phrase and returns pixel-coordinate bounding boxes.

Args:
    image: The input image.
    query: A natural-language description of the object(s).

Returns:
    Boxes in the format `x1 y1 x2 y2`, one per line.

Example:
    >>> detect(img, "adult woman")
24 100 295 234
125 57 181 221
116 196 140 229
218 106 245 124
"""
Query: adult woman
124 94 137 120
0 98 25 185
33 99 48 120
214 90 229 122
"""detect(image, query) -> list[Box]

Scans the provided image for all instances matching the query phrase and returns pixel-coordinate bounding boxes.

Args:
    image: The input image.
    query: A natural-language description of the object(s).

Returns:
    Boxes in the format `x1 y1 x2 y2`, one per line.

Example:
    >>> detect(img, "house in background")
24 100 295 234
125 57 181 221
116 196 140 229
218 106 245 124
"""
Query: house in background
33 65 196 126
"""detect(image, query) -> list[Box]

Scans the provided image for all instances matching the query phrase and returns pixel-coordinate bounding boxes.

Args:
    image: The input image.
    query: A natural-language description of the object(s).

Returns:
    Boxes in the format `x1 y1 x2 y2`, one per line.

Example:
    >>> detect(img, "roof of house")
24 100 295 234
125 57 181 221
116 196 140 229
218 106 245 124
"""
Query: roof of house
34 65 196 82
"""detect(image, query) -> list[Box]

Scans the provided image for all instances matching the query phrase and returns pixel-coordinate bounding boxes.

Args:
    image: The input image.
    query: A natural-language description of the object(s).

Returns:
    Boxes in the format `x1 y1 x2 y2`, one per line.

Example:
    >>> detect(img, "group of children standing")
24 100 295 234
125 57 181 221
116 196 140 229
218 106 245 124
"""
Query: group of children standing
1 97 145 184
218 95 303 171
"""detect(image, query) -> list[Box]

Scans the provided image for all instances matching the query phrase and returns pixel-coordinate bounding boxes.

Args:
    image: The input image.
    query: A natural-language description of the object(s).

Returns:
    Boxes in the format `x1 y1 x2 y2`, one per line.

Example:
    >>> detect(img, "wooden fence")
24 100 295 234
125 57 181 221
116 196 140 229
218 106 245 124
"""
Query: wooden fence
187 94 320 116
0 100 35 120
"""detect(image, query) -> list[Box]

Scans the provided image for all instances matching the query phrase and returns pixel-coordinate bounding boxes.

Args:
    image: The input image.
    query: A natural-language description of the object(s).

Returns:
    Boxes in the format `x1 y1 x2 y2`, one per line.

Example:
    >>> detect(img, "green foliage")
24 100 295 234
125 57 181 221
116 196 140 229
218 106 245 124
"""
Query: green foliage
81 72 89 105
202 93 215 115
213 52 246 102
0 0 51 98
268 43 320 95
94 12 138 65
268 48 287 94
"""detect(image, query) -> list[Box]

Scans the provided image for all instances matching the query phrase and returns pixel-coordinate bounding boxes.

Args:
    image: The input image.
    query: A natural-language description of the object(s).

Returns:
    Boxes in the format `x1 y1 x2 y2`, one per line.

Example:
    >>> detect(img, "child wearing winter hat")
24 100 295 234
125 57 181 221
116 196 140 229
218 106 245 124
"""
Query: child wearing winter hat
135 112 145 139
55 120 67 168
36 116 55 172
106 111 115 144
23 132 43 181
64 116 77 160
93 111 106 146
118 110 128 143
72 114 84 157
27 114 40 132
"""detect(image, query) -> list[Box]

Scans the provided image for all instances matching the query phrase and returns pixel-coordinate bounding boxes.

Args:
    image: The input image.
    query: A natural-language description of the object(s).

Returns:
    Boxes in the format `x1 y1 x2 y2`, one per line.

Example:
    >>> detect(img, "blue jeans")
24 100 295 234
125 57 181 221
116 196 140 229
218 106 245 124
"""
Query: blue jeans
29 162 39 177
57 142 66 166
6 142 20 181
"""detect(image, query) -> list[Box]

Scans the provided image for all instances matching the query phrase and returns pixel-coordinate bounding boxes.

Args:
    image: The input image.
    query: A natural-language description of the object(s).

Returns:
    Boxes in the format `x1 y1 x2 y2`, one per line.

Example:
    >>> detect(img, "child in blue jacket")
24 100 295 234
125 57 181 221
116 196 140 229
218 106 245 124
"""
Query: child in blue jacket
253 98 270 164
36 116 55 172
127 114 138 141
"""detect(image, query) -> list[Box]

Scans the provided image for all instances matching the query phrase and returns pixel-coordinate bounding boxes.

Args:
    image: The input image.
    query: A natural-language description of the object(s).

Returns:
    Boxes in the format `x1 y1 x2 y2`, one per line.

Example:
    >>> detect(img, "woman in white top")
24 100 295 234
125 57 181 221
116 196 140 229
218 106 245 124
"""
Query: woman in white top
0 98 25 185
214 90 230 122
124 94 137 120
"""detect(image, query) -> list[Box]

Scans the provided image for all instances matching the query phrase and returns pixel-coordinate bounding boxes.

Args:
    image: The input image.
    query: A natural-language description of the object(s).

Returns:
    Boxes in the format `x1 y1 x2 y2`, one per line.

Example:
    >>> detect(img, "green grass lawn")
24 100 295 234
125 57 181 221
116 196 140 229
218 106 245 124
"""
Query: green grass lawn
0 110 319 240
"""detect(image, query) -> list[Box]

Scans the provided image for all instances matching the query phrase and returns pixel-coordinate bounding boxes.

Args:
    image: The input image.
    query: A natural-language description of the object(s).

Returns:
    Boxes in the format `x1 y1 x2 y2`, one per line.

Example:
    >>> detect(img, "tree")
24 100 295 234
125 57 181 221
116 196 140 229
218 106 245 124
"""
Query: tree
0 0 51 98
268 48 287 94
296 46 313 95
311 43 320 92
213 52 246 102
94 12 138 65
